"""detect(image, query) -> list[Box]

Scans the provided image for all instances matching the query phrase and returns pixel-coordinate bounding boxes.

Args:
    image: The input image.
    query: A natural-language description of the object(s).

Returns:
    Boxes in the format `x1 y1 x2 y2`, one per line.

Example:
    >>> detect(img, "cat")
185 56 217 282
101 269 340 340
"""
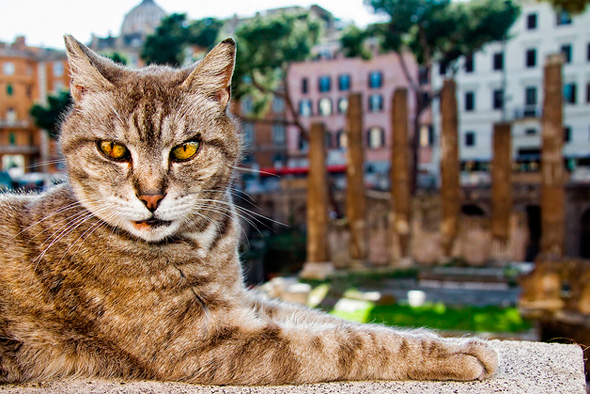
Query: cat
0 35 498 385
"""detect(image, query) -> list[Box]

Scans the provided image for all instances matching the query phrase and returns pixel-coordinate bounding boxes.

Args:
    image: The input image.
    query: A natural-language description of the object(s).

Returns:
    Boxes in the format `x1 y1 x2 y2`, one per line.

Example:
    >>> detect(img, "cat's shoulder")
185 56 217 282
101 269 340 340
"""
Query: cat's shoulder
0 183 75 220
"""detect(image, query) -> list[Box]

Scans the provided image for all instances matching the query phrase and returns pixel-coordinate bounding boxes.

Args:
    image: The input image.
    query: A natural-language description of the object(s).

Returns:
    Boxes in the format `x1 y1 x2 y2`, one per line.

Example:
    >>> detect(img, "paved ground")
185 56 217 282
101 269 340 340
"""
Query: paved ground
0 340 584 394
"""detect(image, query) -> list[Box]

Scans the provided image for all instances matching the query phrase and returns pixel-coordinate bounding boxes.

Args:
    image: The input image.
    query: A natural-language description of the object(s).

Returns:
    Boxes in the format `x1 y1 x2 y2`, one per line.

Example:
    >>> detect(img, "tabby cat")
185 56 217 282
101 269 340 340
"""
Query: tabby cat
0 36 498 385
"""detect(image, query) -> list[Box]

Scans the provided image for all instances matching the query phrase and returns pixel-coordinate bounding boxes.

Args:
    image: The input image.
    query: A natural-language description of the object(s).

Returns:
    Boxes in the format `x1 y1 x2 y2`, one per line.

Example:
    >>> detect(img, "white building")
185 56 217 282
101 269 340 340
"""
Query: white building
430 0 590 183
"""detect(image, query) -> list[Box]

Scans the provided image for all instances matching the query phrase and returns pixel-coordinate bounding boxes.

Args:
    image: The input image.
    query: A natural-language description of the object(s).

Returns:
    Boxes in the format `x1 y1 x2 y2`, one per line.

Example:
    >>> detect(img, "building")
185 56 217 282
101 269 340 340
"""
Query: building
0 36 69 179
430 0 590 184
285 51 428 190
90 0 166 66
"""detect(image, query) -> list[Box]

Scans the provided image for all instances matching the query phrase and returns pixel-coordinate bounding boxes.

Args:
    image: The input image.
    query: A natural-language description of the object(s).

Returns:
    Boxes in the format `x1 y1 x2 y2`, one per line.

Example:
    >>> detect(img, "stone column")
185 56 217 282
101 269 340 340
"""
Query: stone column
491 122 513 259
440 79 460 257
300 122 334 280
346 93 367 268
390 88 411 262
540 54 565 257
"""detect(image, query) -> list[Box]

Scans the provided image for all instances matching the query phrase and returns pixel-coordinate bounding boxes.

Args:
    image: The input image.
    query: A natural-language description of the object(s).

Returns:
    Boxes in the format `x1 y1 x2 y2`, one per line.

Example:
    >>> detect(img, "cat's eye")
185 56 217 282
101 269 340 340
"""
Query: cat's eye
170 140 200 162
98 141 130 161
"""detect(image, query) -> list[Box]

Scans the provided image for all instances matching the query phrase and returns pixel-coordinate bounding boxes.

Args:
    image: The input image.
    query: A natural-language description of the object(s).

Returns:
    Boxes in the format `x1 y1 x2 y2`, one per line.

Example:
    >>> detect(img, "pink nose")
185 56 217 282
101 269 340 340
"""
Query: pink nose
138 194 165 212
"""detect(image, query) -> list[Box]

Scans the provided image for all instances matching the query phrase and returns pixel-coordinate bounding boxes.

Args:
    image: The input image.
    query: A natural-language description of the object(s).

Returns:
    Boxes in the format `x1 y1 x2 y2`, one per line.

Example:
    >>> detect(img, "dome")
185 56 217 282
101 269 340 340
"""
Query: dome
120 0 166 38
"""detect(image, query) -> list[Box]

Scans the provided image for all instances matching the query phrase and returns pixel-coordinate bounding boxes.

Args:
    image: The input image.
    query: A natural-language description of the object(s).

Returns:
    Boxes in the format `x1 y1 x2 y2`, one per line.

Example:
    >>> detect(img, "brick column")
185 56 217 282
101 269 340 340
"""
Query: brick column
491 122 513 259
440 79 460 257
390 88 411 262
541 54 565 257
300 122 334 279
346 93 367 268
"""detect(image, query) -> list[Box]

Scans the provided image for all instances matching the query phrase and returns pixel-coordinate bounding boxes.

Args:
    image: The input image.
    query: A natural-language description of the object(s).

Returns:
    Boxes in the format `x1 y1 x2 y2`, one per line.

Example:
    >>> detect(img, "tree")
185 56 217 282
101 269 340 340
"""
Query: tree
142 14 223 66
232 10 322 141
357 0 520 192
106 52 128 65
540 0 588 14
30 90 72 139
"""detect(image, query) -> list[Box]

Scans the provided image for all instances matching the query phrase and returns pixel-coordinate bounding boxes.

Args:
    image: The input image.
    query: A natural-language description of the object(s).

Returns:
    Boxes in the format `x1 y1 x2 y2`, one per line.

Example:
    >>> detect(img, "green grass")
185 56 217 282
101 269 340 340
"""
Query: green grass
331 302 531 333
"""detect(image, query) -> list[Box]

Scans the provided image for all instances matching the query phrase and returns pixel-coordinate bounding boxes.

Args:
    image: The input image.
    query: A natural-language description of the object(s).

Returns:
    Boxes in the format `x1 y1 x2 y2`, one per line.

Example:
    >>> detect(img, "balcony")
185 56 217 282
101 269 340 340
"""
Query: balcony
0 144 39 155
512 106 541 121
0 119 30 128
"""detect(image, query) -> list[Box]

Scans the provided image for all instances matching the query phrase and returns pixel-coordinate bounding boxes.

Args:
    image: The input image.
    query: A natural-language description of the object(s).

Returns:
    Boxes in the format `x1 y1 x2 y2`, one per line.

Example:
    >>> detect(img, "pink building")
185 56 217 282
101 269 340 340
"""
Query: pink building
286 52 432 186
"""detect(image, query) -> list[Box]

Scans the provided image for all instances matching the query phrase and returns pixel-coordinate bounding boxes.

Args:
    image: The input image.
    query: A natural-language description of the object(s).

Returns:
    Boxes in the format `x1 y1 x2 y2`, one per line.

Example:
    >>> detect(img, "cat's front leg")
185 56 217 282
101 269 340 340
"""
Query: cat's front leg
183 321 497 385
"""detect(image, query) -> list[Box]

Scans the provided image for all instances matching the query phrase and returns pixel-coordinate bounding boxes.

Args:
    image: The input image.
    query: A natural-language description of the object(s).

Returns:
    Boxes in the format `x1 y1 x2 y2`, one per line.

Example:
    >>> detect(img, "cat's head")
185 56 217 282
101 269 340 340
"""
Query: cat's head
60 35 241 243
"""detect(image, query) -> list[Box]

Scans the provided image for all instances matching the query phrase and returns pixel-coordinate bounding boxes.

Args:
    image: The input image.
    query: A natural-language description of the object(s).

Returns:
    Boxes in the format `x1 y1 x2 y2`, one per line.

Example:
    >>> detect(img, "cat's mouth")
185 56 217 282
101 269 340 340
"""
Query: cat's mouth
132 218 172 230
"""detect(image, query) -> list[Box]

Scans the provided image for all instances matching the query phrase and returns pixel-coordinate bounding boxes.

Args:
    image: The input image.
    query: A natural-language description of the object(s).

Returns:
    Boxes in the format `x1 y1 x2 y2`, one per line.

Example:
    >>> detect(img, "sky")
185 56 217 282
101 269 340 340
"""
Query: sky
0 0 386 50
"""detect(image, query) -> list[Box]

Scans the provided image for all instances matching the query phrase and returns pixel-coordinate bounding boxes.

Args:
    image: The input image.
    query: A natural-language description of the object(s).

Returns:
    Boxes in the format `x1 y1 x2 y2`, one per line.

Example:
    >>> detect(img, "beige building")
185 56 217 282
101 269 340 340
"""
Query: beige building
0 36 69 180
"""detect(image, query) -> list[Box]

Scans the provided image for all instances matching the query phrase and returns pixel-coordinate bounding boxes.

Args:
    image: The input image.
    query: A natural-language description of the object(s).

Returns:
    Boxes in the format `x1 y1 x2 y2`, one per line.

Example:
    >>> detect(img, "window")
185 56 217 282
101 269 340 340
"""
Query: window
527 13 538 30
6 108 16 123
53 81 64 93
419 125 434 147
318 97 332 116
564 126 571 143
53 61 64 77
6 84 13 95
368 71 383 89
465 91 475 111
240 97 253 115
587 43 590 61
338 74 351 91
439 62 448 75
272 124 286 146
526 48 537 68
465 131 476 147
419 67 429 85
493 89 503 110
299 99 312 117
525 128 537 135
337 97 348 114
586 82 590 103
298 131 308 151
8 133 16 146
525 86 537 106
564 83 577 104
301 78 308 94
272 97 285 114
242 122 254 146
493 52 504 71
2 62 15 76
318 76 331 92
368 94 383 112
325 131 333 149
561 44 572 64
336 129 347 149
367 127 385 149
464 54 474 73
556 10 572 26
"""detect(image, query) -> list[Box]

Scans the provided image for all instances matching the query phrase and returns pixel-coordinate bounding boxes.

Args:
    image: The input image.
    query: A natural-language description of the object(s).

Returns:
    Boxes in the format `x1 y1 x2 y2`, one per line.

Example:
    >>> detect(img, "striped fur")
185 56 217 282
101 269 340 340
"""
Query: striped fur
0 36 498 385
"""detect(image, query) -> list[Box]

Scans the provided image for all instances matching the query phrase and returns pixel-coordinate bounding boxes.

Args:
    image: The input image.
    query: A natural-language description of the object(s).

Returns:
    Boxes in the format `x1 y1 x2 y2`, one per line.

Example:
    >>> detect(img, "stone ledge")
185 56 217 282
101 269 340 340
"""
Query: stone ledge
0 340 585 394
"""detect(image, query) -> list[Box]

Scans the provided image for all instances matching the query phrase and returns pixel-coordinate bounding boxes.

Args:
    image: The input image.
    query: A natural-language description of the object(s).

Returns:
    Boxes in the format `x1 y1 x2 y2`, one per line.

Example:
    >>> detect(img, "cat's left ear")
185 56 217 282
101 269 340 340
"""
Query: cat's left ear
182 38 236 108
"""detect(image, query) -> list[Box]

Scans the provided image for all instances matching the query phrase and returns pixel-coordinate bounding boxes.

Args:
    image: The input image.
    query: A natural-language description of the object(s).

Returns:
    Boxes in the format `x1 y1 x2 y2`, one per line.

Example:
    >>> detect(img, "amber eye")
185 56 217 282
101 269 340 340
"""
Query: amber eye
170 140 200 162
98 141 130 161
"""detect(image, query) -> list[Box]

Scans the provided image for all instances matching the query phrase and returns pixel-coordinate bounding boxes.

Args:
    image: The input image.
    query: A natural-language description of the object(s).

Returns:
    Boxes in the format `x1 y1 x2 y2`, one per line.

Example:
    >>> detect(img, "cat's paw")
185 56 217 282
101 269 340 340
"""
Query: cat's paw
451 339 499 381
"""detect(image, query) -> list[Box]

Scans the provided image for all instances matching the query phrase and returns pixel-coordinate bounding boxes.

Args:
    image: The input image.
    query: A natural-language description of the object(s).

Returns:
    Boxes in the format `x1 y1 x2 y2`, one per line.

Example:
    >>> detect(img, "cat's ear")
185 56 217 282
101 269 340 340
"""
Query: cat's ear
182 38 236 108
63 35 116 102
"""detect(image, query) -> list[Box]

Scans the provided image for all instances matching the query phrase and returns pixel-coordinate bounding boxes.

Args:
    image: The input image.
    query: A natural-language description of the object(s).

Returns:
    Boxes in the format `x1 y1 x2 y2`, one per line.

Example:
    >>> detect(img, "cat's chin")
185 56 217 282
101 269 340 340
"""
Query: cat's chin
123 219 180 243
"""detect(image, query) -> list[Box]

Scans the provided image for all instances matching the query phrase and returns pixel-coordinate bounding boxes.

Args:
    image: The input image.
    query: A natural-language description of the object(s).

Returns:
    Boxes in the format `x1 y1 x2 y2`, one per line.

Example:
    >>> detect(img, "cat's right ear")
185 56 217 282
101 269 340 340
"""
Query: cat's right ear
64 35 115 102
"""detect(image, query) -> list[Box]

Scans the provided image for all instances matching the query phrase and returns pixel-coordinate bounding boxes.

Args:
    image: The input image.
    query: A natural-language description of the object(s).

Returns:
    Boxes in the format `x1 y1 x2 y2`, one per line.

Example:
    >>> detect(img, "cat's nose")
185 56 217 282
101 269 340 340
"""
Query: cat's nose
138 193 165 212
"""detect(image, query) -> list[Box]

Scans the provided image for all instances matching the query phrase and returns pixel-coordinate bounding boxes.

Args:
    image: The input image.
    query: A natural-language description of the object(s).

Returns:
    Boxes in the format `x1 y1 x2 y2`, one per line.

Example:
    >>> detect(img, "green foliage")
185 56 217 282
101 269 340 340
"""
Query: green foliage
142 14 223 66
29 90 72 139
365 0 520 68
232 10 322 113
541 0 588 14
188 17 224 49
105 52 128 65
332 302 531 333
340 24 373 60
